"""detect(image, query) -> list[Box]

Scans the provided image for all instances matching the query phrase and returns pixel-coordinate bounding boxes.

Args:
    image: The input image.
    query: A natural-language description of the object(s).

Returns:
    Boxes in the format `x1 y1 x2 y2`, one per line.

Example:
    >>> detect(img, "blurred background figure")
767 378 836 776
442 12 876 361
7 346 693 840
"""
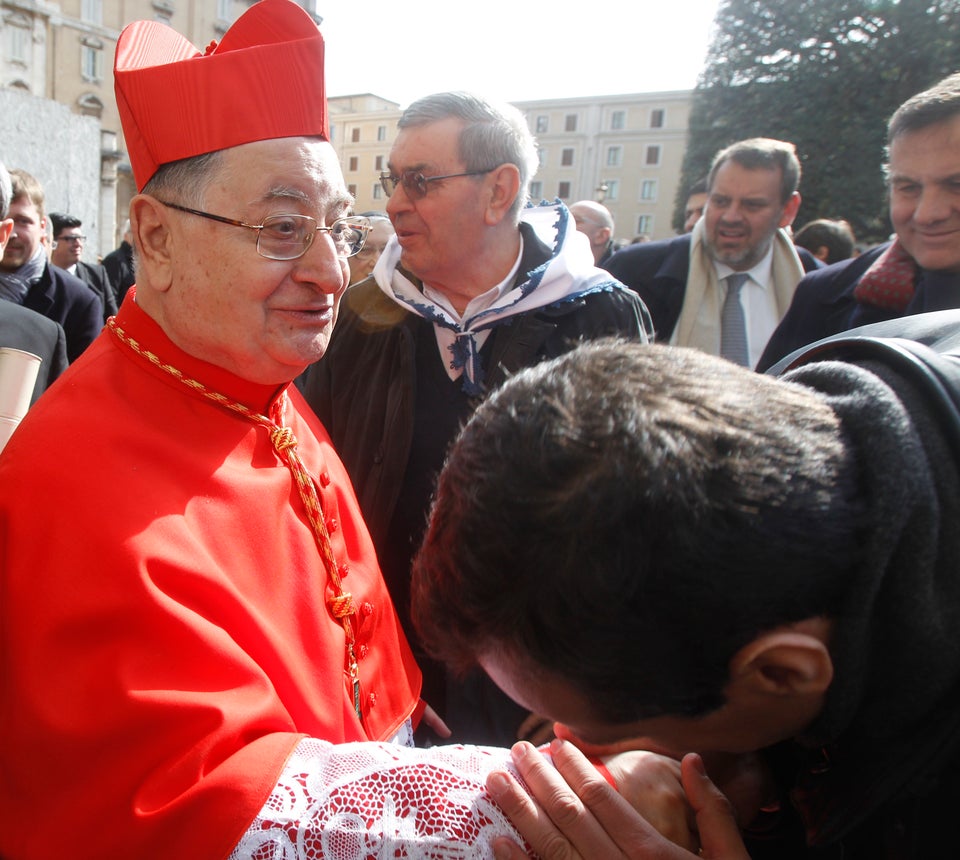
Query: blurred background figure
569 200 618 265
102 219 137 304
682 178 708 233
793 217 857 265
348 212 394 285
49 212 118 321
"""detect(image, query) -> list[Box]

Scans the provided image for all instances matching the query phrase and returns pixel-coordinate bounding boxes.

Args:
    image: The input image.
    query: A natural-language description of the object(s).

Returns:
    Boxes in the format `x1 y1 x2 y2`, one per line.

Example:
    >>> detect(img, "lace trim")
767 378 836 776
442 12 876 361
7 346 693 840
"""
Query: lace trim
230 736 530 859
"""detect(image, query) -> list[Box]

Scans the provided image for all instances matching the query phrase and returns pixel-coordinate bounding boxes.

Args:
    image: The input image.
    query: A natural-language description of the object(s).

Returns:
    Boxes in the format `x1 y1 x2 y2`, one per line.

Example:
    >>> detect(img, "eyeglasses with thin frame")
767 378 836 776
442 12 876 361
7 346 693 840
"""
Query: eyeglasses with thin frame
379 167 500 200
157 201 371 260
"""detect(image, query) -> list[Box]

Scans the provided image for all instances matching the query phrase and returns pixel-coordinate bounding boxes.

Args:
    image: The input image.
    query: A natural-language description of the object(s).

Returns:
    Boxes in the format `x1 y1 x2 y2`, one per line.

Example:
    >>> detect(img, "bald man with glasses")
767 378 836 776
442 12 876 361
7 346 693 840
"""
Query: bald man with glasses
298 90 652 750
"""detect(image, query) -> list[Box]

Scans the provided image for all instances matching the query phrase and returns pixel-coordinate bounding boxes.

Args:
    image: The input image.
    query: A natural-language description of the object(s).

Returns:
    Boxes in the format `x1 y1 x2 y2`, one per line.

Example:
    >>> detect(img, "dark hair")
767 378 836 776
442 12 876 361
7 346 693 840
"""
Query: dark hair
888 71 960 143
412 341 864 722
794 218 856 265
49 212 82 236
707 138 801 204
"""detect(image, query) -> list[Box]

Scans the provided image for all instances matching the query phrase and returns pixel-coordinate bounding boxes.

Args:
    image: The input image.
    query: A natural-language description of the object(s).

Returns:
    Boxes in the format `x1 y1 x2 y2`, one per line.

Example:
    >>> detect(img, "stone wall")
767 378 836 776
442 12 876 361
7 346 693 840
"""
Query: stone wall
0 88 106 260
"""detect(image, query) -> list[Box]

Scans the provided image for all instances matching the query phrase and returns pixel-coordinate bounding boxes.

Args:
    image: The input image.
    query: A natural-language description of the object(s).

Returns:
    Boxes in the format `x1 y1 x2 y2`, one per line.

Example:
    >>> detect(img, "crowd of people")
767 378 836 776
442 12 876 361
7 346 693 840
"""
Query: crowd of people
1 0 959 858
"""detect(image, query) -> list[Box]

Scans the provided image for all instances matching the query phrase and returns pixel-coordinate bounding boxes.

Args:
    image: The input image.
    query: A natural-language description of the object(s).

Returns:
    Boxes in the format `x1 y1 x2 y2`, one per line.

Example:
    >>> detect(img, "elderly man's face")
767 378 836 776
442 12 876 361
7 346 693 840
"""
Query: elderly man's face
0 196 44 272
385 116 493 290
156 137 351 384
703 161 799 271
888 113 960 273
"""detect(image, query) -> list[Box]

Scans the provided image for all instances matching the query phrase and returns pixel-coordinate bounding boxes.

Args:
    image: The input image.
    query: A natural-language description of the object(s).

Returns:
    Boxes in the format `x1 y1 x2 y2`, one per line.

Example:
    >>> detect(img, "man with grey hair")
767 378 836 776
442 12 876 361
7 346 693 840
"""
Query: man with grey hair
0 160 68 404
606 137 821 367
299 89 651 748
759 71 960 370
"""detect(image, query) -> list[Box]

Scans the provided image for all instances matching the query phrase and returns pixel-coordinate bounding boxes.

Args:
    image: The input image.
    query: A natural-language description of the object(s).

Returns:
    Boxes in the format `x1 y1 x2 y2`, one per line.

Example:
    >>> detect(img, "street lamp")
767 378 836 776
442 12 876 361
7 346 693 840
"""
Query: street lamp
595 182 609 203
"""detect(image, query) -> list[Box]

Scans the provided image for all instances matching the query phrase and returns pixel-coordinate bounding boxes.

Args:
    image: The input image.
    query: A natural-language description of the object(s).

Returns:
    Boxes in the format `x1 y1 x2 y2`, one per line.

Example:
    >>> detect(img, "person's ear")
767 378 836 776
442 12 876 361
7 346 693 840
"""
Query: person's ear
729 622 834 698
778 192 802 229
129 195 174 292
0 217 12 250
484 163 521 226
814 245 830 263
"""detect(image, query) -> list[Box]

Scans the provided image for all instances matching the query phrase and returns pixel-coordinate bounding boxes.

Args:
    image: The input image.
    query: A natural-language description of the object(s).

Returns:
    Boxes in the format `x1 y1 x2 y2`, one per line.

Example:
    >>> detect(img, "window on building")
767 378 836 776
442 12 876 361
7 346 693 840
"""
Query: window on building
637 214 653 236
375 154 384 171
377 125 387 142
81 0 103 24
640 179 658 200
348 184 357 197
605 179 619 201
561 148 575 167
650 109 665 128
216 0 231 23
372 184 383 200
537 147 547 169
351 128 361 143
348 156 358 172
558 181 571 199
81 39 104 82
4 14 31 64
564 114 577 132
536 115 548 134
152 0 174 23
529 180 543 201
645 145 661 166
611 110 625 130
606 146 623 168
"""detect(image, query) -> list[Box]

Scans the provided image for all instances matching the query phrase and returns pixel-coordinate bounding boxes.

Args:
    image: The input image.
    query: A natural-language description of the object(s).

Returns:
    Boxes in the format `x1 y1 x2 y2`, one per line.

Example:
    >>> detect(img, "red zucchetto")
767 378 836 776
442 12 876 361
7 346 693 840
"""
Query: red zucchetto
114 0 328 190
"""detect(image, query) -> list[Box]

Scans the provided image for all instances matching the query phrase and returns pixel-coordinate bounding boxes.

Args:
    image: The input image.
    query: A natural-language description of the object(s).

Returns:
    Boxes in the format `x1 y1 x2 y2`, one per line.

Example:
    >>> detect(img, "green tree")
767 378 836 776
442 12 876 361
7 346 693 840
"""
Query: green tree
676 0 960 243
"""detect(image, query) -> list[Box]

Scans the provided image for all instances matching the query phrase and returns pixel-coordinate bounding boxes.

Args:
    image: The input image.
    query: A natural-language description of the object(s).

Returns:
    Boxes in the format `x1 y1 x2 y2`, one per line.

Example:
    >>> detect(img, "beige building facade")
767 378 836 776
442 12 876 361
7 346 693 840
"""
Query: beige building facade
332 89 693 243
3 0 692 255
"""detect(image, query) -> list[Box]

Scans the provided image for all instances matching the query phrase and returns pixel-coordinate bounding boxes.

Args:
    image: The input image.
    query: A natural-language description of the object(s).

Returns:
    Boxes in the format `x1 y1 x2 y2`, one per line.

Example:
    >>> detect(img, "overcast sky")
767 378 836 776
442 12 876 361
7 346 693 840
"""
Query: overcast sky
321 0 721 108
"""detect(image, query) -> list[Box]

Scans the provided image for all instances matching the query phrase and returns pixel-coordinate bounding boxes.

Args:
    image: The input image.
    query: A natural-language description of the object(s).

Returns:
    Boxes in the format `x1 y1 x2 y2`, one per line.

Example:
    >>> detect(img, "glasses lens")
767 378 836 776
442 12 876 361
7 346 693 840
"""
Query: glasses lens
258 214 312 260
330 217 370 258
380 173 398 197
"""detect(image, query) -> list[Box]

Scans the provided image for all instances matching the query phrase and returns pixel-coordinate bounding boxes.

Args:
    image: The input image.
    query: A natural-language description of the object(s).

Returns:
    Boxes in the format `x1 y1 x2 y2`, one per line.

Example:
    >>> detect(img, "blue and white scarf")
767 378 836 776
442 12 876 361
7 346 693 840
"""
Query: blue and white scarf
373 200 623 395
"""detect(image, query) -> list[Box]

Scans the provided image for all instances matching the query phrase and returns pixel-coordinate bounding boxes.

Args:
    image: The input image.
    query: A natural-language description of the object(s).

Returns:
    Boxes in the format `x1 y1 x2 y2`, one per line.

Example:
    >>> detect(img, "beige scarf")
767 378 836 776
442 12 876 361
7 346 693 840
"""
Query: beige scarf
673 219 804 354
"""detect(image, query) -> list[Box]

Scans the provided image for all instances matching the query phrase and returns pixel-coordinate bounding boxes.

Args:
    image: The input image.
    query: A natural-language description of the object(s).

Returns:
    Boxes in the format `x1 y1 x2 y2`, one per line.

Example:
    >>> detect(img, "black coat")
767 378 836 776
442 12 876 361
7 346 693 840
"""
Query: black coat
603 232 822 344
23 264 102 363
73 261 119 321
757 243 960 371
0 301 68 404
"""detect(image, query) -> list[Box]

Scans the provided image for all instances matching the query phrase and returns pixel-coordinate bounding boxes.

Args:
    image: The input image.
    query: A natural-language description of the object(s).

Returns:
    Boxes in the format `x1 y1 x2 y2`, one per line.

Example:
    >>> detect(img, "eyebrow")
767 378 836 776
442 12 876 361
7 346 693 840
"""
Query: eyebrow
385 162 431 174
259 186 355 216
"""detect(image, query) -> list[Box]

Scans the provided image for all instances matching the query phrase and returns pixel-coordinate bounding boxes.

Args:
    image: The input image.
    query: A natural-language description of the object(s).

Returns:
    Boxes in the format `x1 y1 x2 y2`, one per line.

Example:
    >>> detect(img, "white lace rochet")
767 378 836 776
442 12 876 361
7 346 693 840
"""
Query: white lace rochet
230 736 534 859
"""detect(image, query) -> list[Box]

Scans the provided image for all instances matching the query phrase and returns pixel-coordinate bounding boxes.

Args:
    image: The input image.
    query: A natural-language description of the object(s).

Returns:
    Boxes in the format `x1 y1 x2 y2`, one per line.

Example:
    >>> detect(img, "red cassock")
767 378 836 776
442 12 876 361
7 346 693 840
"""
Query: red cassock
0 294 421 859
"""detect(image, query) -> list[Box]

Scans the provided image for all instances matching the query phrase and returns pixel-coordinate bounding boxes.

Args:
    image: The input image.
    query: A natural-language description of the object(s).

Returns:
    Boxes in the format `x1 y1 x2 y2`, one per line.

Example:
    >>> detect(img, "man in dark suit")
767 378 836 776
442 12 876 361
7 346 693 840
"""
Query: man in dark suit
758 71 960 371
101 219 136 304
49 212 118 321
604 138 821 368
0 162 68 405
0 170 102 362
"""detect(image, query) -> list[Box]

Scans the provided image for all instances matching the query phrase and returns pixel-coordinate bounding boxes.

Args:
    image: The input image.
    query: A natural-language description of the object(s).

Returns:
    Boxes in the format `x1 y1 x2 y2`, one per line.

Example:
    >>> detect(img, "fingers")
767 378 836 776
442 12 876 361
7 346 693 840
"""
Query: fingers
680 754 751 860
487 763 584 860
421 704 451 738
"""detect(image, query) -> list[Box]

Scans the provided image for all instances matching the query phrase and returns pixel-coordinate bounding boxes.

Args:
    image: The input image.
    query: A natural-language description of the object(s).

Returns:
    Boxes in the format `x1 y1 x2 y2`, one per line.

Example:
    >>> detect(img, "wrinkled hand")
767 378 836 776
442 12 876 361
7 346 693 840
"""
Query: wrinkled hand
486 739 750 860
